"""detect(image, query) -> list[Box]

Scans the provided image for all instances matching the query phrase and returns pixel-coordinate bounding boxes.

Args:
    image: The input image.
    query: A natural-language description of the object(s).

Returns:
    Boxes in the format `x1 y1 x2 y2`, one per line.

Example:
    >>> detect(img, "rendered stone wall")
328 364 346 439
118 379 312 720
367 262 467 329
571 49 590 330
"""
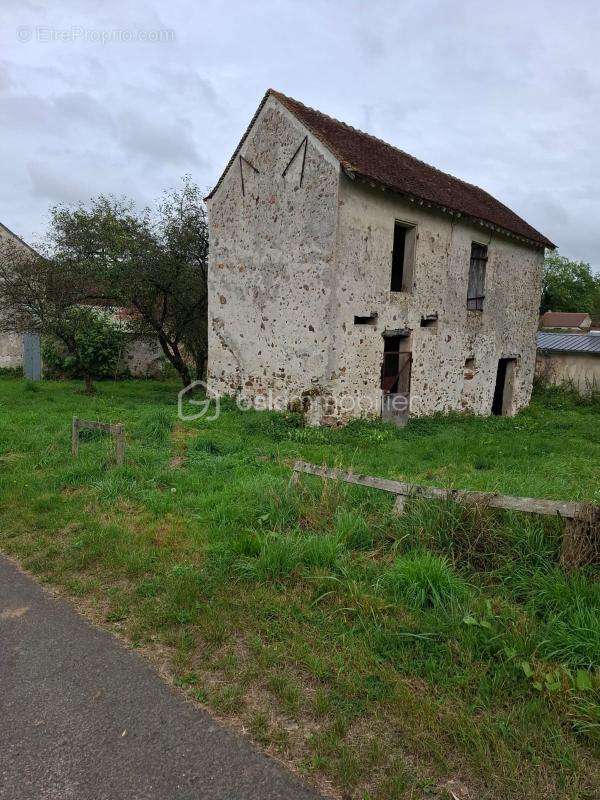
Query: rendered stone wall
536 351 600 395
0 333 22 369
207 96 340 403
207 97 545 423
331 178 544 419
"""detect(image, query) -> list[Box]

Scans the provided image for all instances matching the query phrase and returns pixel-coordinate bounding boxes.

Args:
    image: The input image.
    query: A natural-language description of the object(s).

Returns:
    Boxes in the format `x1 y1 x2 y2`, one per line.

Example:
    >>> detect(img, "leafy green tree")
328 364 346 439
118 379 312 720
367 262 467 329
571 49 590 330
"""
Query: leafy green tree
541 253 600 319
0 237 125 393
42 308 126 392
49 178 208 387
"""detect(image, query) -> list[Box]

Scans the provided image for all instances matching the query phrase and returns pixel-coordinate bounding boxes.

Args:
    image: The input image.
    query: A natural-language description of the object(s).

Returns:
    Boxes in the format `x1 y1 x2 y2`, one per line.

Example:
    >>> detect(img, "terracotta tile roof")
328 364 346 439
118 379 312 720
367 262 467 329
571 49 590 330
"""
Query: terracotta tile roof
207 90 554 249
272 90 554 248
540 311 592 328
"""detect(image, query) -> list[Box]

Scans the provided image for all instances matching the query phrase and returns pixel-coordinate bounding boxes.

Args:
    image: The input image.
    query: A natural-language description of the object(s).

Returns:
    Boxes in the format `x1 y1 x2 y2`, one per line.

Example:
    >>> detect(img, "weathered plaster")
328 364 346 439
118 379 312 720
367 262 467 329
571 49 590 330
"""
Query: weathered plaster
331 178 543 418
536 351 600 395
0 332 22 368
0 224 27 369
207 97 544 423
207 96 340 402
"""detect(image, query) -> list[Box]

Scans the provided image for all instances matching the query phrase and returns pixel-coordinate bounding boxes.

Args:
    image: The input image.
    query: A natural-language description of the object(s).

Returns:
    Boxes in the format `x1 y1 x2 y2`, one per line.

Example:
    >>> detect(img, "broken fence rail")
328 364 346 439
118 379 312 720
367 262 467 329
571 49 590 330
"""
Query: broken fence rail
291 460 590 520
71 417 125 465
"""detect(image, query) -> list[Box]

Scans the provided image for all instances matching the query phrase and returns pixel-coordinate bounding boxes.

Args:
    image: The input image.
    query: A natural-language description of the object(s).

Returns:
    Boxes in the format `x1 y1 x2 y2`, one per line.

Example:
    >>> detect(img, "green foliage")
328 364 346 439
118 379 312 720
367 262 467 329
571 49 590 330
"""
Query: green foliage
134 407 174 443
42 307 126 385
236 532 344 581
541 252 600 319
48 178 208 385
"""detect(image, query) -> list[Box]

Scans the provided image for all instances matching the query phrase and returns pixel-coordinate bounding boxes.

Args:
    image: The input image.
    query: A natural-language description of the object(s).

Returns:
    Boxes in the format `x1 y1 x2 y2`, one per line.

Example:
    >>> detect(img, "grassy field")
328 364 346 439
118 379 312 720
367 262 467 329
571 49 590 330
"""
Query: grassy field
0 376 598 799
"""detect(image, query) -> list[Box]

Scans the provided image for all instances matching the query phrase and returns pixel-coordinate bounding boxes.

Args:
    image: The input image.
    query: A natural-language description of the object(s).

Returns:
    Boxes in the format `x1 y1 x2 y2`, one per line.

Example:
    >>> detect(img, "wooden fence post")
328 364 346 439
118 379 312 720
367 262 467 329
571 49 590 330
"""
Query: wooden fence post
71 417 79 458
114 424 125 466
70 418 125 466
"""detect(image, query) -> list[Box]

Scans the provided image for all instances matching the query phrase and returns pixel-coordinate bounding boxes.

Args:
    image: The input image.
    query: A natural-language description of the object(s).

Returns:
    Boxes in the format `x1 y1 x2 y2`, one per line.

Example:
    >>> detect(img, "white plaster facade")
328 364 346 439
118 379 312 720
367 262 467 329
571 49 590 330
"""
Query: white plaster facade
536 351 600 395
207 93 546 424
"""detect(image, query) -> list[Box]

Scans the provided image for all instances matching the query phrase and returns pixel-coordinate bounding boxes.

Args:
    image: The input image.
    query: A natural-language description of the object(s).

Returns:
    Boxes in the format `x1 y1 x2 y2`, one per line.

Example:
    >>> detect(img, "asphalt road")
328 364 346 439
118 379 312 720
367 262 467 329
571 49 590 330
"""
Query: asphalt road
0 556 322 800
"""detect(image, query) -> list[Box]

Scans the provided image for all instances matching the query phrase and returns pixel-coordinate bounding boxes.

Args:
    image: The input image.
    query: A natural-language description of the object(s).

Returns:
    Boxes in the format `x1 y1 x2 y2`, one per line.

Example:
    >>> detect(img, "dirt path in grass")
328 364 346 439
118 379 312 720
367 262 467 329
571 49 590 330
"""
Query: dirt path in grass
0 555 322 800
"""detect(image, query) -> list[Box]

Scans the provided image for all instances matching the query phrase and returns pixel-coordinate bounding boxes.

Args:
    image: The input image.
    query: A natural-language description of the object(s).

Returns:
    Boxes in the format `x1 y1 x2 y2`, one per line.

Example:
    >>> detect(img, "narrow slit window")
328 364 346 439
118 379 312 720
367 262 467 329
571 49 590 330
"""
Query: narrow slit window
354 314 377 326
390 222 416 293
420 314 438 329
467 243 487 311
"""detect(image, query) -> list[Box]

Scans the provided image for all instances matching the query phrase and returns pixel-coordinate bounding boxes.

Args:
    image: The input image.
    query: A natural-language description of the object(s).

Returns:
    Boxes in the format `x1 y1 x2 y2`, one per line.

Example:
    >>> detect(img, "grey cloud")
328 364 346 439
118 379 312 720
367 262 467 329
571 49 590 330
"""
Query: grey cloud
117 110 204 166
0 0 598 271
27 160 93 204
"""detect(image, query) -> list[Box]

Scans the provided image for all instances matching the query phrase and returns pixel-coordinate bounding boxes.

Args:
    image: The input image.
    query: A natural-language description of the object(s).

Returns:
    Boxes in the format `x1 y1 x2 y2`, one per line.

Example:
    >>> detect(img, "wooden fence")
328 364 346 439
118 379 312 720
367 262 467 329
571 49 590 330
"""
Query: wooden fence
292 460 587 518
71 417 125 465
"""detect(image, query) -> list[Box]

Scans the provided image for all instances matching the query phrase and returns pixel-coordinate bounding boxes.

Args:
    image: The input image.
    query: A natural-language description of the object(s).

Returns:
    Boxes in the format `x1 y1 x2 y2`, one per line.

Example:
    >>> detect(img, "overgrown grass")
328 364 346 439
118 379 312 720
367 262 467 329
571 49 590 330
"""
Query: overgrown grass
0 376 598 799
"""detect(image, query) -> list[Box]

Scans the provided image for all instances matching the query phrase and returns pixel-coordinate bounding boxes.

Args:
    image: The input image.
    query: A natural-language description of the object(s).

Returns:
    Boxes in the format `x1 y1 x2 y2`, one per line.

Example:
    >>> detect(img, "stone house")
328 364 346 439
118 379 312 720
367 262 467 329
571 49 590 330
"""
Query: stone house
0 222 33 369
206 90 554 424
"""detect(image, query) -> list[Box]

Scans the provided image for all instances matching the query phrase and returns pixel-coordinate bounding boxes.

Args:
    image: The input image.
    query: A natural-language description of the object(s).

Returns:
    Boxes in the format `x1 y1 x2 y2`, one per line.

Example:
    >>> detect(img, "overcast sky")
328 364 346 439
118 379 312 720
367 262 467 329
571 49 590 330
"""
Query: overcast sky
1 1 598 268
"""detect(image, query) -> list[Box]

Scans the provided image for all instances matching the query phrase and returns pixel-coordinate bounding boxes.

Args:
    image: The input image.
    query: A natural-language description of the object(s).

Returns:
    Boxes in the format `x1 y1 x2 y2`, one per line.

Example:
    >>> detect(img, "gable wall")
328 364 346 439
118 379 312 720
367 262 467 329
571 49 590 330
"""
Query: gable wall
0 225 25 369
207 97 340 399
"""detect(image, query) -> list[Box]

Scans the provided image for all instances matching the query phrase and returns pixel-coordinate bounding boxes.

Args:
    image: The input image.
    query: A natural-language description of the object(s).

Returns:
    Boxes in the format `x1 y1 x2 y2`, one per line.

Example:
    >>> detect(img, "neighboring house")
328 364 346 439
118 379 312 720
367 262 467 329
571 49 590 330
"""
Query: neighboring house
536 332 600 394
540 311 592 333
206 89 554 425
0 222 34 368
0 222 164 378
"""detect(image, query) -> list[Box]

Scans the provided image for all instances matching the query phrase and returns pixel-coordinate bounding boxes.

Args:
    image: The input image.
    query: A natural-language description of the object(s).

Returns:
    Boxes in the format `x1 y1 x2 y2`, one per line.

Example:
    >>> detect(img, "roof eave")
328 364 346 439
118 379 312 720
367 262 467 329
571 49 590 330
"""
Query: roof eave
345 169 554 250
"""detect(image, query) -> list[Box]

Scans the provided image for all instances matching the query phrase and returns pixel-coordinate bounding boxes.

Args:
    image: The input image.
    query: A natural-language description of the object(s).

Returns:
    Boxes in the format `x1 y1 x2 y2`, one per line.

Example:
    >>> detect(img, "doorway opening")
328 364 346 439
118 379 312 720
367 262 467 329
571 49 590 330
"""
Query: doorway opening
492 357 517 416
381 331 412 425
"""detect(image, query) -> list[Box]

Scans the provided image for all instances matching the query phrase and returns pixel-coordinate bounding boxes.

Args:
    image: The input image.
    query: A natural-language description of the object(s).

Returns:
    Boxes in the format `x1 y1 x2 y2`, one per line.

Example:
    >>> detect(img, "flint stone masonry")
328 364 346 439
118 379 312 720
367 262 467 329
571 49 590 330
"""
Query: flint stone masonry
207 92 546 425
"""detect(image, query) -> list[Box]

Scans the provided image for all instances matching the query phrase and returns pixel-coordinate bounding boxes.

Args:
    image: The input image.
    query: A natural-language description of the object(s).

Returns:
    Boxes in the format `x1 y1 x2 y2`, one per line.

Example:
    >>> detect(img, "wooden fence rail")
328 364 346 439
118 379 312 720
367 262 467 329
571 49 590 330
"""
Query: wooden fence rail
292 460 590 520
71 417 125 465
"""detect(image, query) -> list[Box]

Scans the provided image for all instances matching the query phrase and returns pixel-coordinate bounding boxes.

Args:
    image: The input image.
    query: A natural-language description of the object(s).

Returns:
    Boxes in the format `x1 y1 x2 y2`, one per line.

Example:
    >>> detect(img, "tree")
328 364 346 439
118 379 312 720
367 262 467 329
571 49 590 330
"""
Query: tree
0 238 123 393
49 178 208 387
42 307 125 392
541 253 600 319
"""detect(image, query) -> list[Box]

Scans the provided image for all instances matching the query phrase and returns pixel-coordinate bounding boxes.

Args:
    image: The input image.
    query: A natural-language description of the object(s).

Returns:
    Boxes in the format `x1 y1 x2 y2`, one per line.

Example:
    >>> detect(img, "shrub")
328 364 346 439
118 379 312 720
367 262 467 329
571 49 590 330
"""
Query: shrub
379 550 471 610
42 307 126 390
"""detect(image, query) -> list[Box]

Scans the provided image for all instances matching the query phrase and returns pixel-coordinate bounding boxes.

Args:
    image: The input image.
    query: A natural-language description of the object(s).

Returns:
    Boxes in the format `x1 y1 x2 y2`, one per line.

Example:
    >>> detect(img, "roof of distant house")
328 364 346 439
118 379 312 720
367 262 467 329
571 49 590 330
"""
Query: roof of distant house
0 221 38 256
207 89 555 249
537 332 600 355
540 311 592 328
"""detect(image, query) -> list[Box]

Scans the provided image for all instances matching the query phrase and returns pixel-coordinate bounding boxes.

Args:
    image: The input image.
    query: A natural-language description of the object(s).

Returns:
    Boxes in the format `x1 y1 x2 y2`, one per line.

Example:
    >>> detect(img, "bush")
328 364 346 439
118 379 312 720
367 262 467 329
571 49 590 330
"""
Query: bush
42 307 126 384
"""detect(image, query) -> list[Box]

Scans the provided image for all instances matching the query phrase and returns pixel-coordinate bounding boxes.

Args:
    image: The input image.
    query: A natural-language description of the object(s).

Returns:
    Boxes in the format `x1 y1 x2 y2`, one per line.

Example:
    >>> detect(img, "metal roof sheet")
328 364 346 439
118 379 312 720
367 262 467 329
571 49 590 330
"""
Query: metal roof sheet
537 332 600 355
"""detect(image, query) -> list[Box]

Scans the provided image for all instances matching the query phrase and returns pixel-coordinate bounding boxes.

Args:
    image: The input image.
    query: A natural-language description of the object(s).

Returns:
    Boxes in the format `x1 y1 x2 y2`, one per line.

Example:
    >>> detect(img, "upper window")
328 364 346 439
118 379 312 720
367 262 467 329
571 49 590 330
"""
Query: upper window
390 222 416 293
467 242 488 311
